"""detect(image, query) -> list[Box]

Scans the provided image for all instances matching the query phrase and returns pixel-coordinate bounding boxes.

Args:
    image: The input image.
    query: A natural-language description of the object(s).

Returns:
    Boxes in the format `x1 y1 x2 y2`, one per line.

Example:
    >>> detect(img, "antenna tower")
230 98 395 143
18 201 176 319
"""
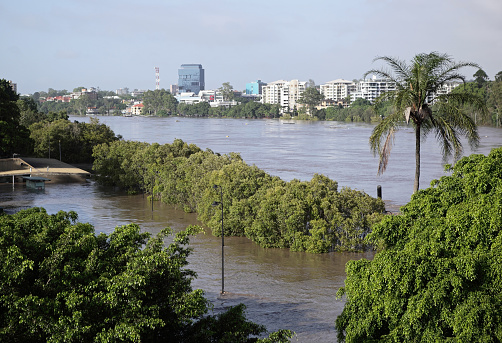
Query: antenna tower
155 67 160 90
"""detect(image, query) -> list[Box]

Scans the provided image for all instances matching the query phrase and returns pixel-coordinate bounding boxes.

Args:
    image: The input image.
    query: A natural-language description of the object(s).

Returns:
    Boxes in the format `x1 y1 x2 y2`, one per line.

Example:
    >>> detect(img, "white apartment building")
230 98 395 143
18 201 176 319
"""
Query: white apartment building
351 75 396 103
350 76 460 104
319 79 356 103
427 82 461 103
261 80 307 111
261 80 287 105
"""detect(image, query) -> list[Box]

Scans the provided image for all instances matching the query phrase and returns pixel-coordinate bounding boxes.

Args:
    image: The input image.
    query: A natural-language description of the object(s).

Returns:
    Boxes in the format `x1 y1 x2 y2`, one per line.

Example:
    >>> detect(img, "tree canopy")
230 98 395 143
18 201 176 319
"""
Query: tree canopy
367 52 487 193
0 79 32 157
297 87 324 115
336 147 502 342
0 208 293 342
29 117 119 163
142 89 178 116
218 82 235 101
92 139 385 253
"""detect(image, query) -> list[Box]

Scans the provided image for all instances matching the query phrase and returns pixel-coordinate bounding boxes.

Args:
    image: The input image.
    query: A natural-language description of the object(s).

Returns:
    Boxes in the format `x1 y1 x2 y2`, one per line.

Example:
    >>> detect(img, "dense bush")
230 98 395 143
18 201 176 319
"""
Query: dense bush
29 117 119 164
335 147 502 342
0 208 293 342
92 139 385 252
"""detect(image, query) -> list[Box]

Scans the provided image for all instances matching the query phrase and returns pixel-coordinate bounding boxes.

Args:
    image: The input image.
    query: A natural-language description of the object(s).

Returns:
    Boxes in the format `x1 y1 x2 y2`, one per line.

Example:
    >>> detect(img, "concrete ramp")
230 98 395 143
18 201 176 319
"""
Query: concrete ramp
0 158 91 182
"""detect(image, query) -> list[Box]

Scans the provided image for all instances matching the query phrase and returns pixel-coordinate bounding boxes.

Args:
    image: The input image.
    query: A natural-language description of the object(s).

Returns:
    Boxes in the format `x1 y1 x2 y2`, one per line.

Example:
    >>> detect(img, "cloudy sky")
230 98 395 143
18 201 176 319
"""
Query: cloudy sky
2 0 501 94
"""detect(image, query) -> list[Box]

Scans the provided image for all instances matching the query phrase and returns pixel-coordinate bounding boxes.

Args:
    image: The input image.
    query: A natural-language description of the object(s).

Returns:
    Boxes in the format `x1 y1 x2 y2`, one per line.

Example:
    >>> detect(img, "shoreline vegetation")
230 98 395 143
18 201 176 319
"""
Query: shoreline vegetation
92 139 386 253
31 75 502 127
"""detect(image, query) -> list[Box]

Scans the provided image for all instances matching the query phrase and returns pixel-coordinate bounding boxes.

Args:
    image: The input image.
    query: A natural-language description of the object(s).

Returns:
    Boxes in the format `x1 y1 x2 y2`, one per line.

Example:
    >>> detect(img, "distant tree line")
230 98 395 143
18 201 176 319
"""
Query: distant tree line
25 72 502 126
92 139 385 253
0 79 119 162
31 88 128 116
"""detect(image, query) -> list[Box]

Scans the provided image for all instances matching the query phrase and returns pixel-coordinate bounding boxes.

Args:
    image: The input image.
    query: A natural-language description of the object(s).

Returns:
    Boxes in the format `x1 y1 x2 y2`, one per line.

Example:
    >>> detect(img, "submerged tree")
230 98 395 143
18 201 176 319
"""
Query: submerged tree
367 52 487 193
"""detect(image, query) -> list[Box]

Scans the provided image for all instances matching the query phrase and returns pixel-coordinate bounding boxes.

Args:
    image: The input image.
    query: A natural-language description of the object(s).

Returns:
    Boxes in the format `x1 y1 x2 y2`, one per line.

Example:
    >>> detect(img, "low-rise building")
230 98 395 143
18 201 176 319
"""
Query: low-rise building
71 87 98 101
175 92 202 105
131 89 146 97
131 103 144 115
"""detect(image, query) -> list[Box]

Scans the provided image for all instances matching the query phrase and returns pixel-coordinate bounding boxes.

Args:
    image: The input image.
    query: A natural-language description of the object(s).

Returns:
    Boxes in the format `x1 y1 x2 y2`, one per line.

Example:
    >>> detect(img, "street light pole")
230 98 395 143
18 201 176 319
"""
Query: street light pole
212 185 224 295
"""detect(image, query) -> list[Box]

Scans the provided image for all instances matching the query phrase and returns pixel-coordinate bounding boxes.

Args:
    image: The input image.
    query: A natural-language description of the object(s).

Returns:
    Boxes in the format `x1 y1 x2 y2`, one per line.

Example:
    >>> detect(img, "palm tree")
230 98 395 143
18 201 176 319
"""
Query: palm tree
367 52 487 194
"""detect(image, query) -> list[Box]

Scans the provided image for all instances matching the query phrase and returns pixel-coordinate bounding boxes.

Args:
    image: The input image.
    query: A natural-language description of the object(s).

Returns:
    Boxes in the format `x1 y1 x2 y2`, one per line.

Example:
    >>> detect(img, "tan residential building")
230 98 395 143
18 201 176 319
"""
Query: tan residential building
261 79 307 112
131 103 144 115
319 79 356 103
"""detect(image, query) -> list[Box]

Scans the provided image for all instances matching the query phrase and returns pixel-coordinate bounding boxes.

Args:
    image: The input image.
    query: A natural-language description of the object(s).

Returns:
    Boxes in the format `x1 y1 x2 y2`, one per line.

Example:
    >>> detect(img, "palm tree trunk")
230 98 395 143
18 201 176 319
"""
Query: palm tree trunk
414 123 421 193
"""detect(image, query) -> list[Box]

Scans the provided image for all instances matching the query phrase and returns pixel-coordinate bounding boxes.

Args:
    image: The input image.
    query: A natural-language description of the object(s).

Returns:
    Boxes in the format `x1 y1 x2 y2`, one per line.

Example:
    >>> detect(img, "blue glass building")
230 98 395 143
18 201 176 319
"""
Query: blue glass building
245 80 266 95
178 64 205 94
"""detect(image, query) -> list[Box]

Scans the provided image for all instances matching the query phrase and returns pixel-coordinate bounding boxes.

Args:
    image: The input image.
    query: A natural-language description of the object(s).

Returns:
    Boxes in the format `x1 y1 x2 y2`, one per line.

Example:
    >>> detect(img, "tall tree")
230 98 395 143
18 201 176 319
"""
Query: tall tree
297 87 324 116
0 79 32 156
367 52 487 193
473 68 489 87
487 77 502 127
142 89 178 116
495 71 502 82
218 82 235 101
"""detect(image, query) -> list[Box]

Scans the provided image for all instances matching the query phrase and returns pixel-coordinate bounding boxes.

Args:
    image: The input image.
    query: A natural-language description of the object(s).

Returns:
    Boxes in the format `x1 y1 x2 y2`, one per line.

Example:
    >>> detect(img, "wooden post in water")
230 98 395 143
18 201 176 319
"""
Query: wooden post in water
377 185 382 199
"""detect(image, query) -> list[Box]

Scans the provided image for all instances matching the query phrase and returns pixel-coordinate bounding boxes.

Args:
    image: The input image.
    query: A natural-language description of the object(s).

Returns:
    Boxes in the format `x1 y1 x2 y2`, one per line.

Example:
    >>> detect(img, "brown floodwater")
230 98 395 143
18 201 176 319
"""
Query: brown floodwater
2 116 501 341
0 181 367 341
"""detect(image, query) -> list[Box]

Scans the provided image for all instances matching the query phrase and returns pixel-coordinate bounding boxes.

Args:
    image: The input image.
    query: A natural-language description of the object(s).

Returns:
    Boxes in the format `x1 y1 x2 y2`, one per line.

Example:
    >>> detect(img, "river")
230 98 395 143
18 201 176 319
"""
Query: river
1 116 501 342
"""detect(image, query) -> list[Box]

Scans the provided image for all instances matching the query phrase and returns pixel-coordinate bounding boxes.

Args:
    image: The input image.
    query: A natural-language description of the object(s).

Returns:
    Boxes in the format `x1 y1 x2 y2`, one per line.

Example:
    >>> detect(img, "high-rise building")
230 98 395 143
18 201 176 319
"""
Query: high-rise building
319 79 356 103
351 75 396 103
178 64 205 94
261 80 307 110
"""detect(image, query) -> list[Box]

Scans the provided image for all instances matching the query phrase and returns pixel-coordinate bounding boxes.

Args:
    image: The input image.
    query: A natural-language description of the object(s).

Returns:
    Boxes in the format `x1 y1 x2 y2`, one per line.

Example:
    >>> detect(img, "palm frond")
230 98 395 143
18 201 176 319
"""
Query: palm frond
365 52 487 191
364 56 409 82
369 112 401 175
429 99 480 161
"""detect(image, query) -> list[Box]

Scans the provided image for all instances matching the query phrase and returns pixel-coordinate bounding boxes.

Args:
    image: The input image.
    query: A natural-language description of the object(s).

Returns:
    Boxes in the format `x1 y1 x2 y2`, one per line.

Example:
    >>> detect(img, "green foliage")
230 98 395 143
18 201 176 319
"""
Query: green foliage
495 71 502 82
487 79 502 127
367 52 487 193
218 82 235 101
336 147 502 342
187 303 267 342
0 208 292 342
93 140 385 252
0 79 33 157
297 87 324 115
0 208 204 342
474 69 489 87
142 89 178 116
324 101 380 123
178 102 211 116
29 117 119 163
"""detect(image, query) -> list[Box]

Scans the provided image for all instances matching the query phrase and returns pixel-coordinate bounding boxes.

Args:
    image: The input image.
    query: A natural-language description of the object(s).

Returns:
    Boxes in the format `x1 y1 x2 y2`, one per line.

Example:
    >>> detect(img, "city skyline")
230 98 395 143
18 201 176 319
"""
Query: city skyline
1 0 501 95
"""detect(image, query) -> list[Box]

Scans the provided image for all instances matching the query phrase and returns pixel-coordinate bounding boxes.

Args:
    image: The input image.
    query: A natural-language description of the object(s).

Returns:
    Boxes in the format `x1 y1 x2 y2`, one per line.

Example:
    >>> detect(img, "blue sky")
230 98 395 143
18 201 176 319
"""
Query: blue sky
2 0 501 94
